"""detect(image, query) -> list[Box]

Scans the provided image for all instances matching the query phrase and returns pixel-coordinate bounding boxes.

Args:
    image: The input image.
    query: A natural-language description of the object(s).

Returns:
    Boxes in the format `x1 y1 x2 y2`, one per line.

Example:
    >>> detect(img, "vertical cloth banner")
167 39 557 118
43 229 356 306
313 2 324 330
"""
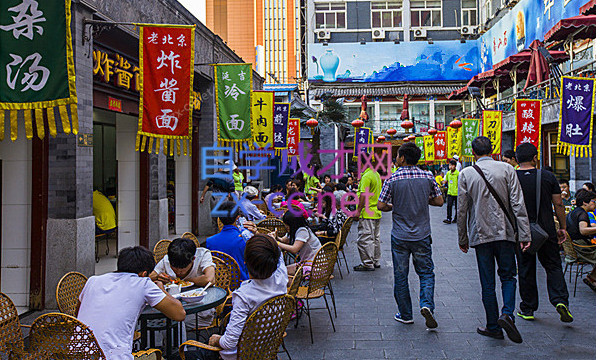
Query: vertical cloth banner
0 0 78 141
515 99 542 158
424 135 435 163
446 126 462 159
415 136 425 163
137 24 195 156
434 131 447 162
287 118 300 156
558 76 595 157
273 103 290 154
251 91 274 148
482 110 502 155
215 63 252 148
462 119 480 160
354 127 371 160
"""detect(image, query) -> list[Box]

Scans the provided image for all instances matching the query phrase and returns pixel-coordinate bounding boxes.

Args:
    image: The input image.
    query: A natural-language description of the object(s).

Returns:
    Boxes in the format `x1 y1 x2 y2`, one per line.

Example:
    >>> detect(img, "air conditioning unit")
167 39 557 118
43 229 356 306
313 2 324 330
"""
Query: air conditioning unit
316 29 331 40
413 28 427 39
372 28 385 40
460 26 477 35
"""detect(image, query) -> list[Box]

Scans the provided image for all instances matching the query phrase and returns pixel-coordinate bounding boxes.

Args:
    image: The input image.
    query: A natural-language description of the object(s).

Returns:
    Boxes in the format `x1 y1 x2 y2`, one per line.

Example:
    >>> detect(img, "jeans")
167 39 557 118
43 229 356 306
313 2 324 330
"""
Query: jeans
446 195 457 221
474 241 517 331
518 239 569 312
391 235 435 320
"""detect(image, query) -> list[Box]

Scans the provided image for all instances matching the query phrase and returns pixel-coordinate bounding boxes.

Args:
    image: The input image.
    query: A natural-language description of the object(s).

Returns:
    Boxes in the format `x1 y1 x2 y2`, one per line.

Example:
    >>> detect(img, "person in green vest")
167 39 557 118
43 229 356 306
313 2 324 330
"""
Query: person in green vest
304 163 321 198
442 159 460 224
232 162 244 195
391 158 398 174
354 155 382 271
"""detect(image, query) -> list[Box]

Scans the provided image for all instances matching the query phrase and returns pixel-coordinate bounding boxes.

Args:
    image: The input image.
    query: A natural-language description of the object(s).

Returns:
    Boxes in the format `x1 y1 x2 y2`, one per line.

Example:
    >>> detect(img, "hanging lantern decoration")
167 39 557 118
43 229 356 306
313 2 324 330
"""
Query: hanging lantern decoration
400 120 414 133
407 134 416 141
351 119 365 128
387 128 397 136
428 128 438 136
377 135 386 143
306 118 319 135
403 137 410 142
449 119 463 129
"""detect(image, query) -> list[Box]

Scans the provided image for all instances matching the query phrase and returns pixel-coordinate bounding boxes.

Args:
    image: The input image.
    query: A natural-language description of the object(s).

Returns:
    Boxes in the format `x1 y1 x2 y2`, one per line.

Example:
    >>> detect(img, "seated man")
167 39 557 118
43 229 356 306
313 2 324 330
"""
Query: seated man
239 186 266 222
77 247 186 359
150 238 216 328
566 189 596 292
206 201 250 281
93 190 116 234
178 234 288 360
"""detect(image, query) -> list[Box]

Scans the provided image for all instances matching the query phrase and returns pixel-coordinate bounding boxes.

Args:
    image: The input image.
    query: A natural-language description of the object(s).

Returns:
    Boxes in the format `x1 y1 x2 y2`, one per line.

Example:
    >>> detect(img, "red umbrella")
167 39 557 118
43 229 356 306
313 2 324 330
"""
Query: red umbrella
400 94 409 121
523 40 550 91
544 15 596 43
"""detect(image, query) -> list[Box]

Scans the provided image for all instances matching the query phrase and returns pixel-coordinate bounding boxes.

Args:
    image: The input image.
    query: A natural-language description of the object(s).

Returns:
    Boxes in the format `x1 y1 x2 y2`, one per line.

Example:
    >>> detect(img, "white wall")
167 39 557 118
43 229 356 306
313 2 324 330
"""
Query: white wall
0 125 32 312
175 154 192 234
116 114 140 250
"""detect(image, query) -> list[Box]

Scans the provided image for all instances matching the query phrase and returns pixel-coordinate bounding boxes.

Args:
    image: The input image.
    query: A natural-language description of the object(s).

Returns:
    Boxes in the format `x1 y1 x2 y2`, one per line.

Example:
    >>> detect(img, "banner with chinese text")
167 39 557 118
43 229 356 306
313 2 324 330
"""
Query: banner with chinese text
251 91 274 148
434 131 447 162
558 76 595 157
462 119 480 160
424 135 435 163
415 136 425 163
446 126 462 159
287 118 300 157
0 0 78 141
215 63 252 148
354 127 371 160
515 99 542 158
482 110 502 156
273 103 289 154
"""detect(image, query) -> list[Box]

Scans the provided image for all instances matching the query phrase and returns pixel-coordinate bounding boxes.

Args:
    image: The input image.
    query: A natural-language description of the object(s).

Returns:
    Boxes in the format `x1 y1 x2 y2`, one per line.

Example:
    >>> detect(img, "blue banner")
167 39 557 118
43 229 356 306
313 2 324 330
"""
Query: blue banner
558 77 595 157
354 127 371 158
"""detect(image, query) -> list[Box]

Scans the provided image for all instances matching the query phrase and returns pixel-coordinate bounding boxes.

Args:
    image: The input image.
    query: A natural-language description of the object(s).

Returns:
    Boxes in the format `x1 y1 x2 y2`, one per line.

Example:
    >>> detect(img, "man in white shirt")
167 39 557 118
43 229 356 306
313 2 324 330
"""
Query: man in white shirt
77 246 185 360
453 154 463 172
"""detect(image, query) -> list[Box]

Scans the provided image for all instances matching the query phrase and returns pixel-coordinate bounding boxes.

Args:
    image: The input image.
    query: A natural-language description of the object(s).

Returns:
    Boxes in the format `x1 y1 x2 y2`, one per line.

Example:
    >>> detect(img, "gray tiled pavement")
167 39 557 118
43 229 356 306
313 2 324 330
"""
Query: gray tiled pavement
283 206 596 360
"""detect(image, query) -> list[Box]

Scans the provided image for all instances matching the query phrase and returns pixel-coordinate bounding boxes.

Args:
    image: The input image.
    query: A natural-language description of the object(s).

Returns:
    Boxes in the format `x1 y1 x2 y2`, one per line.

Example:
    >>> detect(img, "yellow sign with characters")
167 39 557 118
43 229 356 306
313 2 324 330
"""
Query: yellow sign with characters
93 49 140 92
446 126 462 159
251 91 275 148
424 135 435 162
482 110 502 155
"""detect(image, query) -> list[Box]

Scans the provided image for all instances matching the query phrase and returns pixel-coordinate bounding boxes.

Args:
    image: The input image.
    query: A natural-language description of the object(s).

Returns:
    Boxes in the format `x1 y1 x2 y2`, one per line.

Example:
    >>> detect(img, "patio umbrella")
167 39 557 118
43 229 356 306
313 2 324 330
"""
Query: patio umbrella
523 40 550 91
400 94 409 120
544 14 596 43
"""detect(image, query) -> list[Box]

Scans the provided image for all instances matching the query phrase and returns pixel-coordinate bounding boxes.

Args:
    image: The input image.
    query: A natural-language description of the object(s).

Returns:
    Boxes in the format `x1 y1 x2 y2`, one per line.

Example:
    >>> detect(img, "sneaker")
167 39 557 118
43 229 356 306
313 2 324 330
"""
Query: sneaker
451 219 457 224
516 310 535 321
477 327 504 339
443 219 451 224
497 314 523 344
394 313 414 324
420 307 438 329
374 264 381 269
556 303 573 323
353 264 375 272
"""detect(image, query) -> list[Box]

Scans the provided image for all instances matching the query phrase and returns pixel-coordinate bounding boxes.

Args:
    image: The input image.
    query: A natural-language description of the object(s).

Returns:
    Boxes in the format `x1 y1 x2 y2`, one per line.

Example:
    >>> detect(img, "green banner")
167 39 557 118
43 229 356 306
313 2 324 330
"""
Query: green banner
462 119 480 159
415 136 425 162
215 64 252 146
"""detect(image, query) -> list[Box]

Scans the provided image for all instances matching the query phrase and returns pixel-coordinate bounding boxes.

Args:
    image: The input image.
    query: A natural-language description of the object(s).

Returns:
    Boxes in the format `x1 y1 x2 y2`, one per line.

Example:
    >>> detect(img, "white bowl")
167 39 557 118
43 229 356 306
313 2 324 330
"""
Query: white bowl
178 289 207 303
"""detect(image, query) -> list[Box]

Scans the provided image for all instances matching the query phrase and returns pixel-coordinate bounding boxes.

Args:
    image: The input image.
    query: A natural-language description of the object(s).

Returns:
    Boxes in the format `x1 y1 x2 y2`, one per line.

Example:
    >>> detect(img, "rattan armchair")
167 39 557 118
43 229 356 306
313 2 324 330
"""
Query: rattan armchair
133 349 162 359
210 251 242 292
562 232 596 296
182 232 201 248
56 271 88 317
0 292 47 360
287 266 304 297
217 218 224 232
153 239 171 264
256 218 286 237
295 242 338 343
336 217 354 275
178 294 296 360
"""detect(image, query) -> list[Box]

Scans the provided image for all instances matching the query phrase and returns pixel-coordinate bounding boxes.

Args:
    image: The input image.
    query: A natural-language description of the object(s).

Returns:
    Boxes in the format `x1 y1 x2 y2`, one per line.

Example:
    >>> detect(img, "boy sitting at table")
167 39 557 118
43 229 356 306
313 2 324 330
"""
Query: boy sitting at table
150 238 216 329
176 234 288 360
77 246 186 360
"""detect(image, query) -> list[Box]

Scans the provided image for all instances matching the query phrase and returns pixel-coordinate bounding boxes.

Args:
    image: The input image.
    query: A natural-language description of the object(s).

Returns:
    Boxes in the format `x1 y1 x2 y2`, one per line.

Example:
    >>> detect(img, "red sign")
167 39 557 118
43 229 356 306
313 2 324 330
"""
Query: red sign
137 25 195 153
287 118 300 156
515 99 542 157
434 131 447 161
108 97 122 112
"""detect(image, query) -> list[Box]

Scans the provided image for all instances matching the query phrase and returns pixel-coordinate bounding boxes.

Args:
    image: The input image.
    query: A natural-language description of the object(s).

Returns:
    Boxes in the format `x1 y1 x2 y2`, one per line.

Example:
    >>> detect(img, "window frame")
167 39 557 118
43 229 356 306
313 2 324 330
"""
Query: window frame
410 0 443 28
314 2 347 30
461 0 478 27
370 1 404 29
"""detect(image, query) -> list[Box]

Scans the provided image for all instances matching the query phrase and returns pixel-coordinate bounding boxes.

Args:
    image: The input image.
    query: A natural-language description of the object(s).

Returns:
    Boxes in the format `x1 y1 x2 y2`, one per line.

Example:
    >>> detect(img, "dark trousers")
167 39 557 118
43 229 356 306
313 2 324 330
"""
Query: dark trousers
446 195 457 220
475 241 517 331
170 348 219 360
519 239 569 312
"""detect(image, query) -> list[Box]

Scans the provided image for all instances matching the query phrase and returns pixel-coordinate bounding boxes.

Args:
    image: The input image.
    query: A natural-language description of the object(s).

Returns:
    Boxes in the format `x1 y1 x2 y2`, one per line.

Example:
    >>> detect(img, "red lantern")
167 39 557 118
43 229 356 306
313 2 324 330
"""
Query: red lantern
377 135 386 142
403 137 410 142
351 119 365 128
407 135 416 141
428 128 438 136
449 119 463 129
400 120 414 130
387 128 397 136
306 118 319 128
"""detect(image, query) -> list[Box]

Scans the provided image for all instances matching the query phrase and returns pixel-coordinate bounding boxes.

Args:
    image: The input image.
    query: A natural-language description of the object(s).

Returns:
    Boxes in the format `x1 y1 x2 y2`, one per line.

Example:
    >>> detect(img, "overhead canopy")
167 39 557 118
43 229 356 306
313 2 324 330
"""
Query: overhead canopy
544 15 596 43
492 49 568 72
580 0 596 15
447 68 527 100
310 84 462 98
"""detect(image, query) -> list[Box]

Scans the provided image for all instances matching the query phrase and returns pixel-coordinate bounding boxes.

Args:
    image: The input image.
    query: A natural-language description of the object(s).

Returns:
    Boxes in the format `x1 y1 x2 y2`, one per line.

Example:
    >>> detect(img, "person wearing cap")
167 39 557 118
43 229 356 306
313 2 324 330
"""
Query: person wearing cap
453 155 462 172
240 186 266 222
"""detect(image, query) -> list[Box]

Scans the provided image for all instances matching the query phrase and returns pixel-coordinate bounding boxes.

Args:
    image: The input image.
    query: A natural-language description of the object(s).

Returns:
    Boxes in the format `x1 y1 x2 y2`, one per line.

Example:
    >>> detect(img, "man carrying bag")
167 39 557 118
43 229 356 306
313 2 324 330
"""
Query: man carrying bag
514 143 573 323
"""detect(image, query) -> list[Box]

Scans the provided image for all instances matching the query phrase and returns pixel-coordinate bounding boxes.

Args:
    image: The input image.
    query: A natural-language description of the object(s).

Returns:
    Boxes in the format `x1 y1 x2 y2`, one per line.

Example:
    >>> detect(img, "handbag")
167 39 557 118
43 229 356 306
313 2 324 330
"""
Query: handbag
527 170 549 255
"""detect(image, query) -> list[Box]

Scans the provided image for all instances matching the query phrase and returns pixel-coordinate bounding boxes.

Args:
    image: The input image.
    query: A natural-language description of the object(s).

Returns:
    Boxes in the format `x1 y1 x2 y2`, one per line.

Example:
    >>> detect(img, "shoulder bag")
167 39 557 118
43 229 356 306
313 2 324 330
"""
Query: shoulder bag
526 169 549 255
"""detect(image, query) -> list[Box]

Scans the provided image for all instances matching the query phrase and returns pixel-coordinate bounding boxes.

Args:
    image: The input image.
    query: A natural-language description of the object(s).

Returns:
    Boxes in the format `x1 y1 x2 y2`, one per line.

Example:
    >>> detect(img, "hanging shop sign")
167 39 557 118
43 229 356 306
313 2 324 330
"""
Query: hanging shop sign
446 126 462 159
482 110 502 156
215 63 252 148
462 119 480 160
354 127 371 160
136 24 195 156
287 118 300 157
251 91 274 148
415 136 425 163
424 135 435 163
108 97 122 112
273 103 289 154
0 0 78 141
515 99 542 158
93 49 140 92
434 131 447 162
558 76 595 157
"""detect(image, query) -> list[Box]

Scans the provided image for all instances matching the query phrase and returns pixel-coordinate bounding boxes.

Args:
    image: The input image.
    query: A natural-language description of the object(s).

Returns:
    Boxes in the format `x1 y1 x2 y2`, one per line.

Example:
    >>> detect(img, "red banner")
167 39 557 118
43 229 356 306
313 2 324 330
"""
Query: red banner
137 25 195 155
515 99 542 157
434 131 447 161
287 118 300 157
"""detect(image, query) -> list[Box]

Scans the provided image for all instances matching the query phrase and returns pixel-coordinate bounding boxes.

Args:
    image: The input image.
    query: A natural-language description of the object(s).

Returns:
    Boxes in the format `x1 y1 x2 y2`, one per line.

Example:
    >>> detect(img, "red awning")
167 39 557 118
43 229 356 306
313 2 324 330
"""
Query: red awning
544 14 596 43
446 68 520 99
493 49 568 72
580 0 596 15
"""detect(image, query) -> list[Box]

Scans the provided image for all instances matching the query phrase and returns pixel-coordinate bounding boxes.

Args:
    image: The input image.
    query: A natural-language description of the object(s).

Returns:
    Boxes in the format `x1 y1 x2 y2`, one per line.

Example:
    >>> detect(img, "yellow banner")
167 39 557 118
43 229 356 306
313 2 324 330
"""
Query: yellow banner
424 135 435 162
482 110 502 155
251 91 275 148
446 126 462 159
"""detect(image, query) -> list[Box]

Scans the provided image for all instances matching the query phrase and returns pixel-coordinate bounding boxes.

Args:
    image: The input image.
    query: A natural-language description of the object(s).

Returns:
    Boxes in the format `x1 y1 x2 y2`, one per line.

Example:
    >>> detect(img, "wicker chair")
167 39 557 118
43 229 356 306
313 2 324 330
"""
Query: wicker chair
56 271 88 317
295 242 338 343
562 232 595 296
153 239 171 264
256 227 273 235
287 266 304 297
217 218 224 232
256 218 286 237
133 349 162 360
178 294 296 360
211 251 242 292
0 292 47 359
336 217 354 275
182 232 201 248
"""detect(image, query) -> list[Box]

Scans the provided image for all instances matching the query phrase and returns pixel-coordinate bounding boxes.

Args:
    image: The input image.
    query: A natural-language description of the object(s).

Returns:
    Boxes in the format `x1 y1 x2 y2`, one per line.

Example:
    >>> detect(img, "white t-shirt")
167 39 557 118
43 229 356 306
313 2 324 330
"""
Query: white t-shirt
295 227 322 263
154 248 215 279
77 273 166 360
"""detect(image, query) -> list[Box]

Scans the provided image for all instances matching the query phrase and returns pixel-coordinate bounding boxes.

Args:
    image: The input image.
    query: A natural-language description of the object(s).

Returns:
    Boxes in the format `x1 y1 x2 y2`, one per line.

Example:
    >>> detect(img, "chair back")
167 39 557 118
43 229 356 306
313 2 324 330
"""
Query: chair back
308 242 338 294
256 218 286 237
28 313 106 359
237 294 296 360
256 227 272 235
133 349 162 360
333 230 343 249
153 239 171 264
212 256 232 291
0 293 24 355
217 218 224 232
56 272 88 316
181 232 200 248
210 251 242 291
287 266 304 297
562 232 578 260
338 217 354 250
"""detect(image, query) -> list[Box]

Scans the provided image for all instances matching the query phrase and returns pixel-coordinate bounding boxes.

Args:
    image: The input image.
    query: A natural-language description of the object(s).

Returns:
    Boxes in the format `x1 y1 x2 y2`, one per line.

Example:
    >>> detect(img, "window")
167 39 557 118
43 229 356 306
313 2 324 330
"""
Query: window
371 1 403 28
411 0 441 27
462 0 477 26
315 3 346 29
